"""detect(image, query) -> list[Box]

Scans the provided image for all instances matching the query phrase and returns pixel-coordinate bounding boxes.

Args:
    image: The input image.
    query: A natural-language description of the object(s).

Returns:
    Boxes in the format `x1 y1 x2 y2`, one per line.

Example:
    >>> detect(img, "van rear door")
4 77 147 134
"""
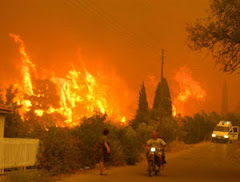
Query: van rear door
231 126 239 141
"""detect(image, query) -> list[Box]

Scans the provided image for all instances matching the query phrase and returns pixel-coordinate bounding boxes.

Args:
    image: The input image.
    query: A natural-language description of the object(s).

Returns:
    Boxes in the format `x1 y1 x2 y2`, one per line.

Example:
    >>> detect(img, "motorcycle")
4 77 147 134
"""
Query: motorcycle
148 147 161 177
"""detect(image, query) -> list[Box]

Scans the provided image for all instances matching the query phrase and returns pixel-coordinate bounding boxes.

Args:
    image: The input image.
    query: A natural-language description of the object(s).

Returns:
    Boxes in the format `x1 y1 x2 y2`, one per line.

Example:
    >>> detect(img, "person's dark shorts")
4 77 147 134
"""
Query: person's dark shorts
97 144 110 163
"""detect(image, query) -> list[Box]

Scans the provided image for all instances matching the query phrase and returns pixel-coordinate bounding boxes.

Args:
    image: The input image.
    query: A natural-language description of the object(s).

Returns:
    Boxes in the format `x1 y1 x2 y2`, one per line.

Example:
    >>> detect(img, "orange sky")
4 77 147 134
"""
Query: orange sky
0 0 240 118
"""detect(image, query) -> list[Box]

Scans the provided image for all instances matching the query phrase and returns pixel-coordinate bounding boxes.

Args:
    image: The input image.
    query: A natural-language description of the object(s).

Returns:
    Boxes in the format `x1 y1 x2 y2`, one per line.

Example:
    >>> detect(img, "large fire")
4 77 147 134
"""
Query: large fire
173 67 206 116
3 34 207 125
7 34 129 127
144 71 205 117
9 33 35 115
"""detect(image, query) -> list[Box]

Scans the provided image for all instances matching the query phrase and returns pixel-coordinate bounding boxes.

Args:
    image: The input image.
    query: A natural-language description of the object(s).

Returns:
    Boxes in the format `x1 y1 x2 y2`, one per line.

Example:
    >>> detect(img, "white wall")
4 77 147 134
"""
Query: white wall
0 138 39 169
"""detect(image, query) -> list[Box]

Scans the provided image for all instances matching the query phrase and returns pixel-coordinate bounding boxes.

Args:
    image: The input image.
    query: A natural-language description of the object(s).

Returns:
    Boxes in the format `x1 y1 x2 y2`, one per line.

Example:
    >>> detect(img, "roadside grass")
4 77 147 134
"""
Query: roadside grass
227 141 240 164
165 141 191 153
1 170 52 182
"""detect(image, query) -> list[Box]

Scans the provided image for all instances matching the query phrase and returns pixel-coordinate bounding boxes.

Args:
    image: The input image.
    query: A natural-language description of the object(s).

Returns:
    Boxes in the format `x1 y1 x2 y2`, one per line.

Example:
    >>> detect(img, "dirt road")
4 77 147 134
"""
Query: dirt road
58 142 240 182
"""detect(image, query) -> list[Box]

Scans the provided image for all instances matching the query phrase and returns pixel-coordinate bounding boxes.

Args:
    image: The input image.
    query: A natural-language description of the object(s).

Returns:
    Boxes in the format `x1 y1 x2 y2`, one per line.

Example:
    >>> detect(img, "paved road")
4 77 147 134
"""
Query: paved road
58 143 240 182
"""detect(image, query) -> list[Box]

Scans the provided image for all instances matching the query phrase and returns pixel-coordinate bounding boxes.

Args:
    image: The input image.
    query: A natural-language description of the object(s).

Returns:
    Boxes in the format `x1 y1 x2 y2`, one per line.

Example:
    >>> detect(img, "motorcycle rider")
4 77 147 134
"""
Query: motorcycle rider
146 131 166 170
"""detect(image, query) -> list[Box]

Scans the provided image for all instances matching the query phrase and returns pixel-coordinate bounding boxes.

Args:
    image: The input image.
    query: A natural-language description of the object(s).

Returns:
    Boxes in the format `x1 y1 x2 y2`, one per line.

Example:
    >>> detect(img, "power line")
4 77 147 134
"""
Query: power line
63 0 162 59
64 0 143 53
80 0 158 49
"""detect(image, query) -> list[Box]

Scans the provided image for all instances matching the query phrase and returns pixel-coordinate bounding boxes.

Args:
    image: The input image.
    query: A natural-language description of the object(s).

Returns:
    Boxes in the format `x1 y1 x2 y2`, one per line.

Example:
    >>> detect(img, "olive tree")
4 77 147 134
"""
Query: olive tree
187 0 240 73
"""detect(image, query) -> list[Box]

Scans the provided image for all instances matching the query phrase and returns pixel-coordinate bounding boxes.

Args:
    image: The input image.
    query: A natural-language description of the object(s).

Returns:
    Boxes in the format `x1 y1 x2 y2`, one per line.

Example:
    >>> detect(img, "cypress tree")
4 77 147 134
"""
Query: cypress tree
137 82 148 114
153 82 161 109
131 82 150 128
152 82 161 121
161 78 172 117
152 78 172 119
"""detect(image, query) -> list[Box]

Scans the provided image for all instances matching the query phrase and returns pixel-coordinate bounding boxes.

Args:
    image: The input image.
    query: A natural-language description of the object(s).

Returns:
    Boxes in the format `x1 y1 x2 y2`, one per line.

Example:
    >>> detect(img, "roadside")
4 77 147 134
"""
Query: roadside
54 141 202 181
56 142 240 182
227 141 240 165
0 141 209 182
0 170 52 182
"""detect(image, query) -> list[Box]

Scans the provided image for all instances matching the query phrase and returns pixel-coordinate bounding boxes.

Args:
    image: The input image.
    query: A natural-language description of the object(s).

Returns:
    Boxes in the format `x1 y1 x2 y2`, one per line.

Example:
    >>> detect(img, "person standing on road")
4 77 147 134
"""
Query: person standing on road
97 128 111 175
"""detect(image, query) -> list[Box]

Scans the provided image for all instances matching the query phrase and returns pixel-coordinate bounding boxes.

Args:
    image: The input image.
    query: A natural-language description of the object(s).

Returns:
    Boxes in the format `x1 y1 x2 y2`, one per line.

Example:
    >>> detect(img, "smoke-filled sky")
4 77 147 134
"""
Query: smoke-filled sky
1 0 240 118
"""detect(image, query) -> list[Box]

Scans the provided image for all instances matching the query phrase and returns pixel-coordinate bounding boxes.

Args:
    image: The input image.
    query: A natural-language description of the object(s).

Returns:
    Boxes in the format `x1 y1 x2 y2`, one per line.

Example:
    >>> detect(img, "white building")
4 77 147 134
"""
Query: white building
0 104 39 173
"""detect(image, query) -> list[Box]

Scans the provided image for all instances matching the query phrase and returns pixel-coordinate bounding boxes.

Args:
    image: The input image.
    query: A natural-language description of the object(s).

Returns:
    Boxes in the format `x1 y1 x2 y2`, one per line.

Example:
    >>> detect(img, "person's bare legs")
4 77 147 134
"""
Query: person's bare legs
147 153 153 170
100 161 108 175
100 161 104 175
158 153 164 170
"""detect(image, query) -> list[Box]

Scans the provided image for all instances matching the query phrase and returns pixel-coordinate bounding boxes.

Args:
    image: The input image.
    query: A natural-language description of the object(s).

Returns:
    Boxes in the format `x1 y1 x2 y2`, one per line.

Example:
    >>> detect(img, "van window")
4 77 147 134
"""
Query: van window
233 128 238 132
214 126 229 132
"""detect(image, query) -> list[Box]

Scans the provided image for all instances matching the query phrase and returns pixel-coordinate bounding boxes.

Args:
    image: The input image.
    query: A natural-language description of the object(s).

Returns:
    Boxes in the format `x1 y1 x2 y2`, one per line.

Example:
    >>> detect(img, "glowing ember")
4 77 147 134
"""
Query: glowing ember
121 117 126 123
172 105 177 117
23 100 32 111
35 109 44 117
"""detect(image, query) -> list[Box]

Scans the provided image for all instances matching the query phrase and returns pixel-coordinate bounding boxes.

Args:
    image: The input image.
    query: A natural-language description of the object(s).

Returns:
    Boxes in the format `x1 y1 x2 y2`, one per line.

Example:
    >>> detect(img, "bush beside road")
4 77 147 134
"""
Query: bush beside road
227 141 240 165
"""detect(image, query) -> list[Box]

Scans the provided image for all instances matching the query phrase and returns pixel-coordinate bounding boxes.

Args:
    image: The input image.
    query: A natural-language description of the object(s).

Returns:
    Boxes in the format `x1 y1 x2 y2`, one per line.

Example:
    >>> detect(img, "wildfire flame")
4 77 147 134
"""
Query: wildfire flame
7 33 127 127
172 105 177 117
121 116 126 123
9 34 36 116
173 67 206 116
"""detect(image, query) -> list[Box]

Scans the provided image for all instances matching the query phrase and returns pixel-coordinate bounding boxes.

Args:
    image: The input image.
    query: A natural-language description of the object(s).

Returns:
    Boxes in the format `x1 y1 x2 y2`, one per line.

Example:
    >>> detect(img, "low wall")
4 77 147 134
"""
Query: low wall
0 138 39 170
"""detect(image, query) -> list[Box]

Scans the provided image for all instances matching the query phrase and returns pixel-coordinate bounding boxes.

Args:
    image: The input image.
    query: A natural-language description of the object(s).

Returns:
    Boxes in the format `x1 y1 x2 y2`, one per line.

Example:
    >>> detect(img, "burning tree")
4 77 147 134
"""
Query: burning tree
5 33 128 127
24 79 66 130
30 79 61 112
187 0 240 73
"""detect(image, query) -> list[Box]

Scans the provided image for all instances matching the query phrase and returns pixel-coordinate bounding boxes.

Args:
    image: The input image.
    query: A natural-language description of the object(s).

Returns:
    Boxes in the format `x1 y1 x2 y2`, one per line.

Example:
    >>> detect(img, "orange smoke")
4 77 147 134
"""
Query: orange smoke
173 67 206 116
7 34 130 127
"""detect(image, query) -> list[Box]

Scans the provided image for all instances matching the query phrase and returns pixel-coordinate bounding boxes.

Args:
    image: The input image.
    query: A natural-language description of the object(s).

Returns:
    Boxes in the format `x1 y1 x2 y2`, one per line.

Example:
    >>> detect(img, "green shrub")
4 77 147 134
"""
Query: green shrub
107 138 125 166
136 123 153 147
181 112 218 144
224 113 240 126
72 114 127 167
38 127 80 175
119 126 141 165
72 117 105 167
158 117 179 143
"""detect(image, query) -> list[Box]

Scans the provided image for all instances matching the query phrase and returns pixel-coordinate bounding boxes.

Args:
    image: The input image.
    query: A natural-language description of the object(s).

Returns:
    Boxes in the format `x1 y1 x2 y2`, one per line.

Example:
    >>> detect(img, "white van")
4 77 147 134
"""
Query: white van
211 121 233 143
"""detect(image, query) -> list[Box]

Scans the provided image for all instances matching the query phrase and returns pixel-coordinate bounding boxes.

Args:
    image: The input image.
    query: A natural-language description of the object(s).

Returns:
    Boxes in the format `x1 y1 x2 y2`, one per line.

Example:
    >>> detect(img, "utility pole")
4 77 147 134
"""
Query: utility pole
159 49 164 134
161 49 164 83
